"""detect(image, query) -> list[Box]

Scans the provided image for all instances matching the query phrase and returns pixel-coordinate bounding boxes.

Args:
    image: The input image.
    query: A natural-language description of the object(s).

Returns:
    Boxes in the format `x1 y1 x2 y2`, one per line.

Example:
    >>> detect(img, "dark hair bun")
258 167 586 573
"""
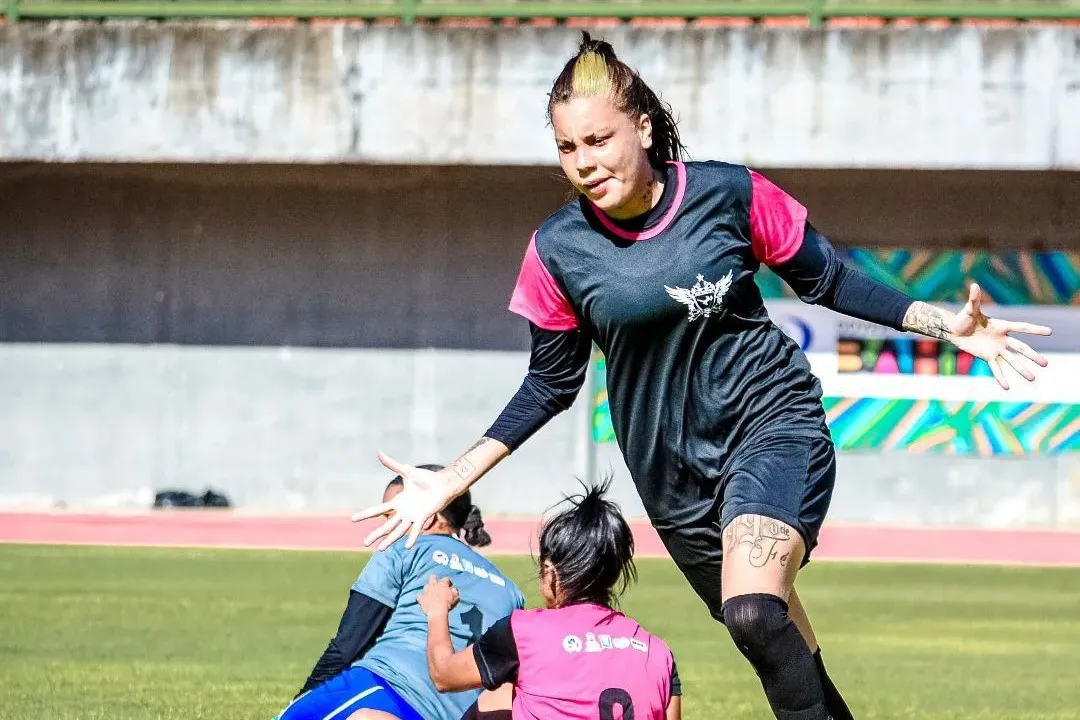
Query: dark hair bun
462 505 492 548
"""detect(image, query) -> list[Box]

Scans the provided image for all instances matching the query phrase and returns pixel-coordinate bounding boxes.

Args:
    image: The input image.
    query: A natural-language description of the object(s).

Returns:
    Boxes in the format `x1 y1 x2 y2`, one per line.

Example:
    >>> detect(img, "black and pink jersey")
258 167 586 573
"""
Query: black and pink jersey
502 161 910 531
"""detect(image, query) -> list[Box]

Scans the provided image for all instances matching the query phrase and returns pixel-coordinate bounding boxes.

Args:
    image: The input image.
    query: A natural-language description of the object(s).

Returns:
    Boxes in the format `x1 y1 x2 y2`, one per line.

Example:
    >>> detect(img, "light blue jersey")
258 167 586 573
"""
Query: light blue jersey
353 534 525 720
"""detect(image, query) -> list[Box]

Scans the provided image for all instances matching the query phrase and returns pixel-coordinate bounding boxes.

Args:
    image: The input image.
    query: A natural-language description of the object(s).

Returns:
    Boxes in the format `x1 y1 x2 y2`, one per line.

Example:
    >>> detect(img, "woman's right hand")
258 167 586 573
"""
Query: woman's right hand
417 574 461 617
351 452 458 551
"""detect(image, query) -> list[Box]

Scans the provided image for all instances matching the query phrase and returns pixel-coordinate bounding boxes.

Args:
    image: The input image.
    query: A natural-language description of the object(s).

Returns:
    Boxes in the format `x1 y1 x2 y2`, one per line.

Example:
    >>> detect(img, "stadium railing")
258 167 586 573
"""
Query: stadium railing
5 1 1080 28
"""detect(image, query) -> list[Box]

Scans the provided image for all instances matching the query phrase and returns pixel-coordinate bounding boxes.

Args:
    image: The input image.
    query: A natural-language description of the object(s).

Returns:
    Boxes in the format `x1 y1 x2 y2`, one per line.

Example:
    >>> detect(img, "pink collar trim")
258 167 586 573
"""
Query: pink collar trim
588 161 686 242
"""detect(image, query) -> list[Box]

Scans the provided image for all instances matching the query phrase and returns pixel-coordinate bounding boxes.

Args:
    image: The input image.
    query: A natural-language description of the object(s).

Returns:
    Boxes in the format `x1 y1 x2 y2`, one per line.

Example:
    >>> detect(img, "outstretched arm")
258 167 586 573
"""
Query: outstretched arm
446 323 591 492
896 288 1050 389
749 169 1052 390
771 231 1051 389
354 324 590 551
355 230 590 551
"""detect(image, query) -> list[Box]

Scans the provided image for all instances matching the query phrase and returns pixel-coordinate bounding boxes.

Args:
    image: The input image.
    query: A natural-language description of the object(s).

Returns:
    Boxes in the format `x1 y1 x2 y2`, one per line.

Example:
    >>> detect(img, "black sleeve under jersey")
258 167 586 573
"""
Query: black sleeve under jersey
484 324 591 451
296 591 394 696
770 223 914 331
670 659 682 697
472 615 520 690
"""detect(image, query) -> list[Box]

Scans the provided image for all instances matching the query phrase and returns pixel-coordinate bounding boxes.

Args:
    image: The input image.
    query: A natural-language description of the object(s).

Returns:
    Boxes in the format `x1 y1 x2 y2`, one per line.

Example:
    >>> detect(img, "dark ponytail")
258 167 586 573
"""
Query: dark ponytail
462 505 492 547
538 477 636 607
442 491 492 548
547 31 686 169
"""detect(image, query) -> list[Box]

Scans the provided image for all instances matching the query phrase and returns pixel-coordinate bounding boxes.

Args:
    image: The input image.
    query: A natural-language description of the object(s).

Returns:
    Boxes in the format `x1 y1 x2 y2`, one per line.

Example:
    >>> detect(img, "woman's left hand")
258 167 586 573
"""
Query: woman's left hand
418 574 460 617
946 283 1052 390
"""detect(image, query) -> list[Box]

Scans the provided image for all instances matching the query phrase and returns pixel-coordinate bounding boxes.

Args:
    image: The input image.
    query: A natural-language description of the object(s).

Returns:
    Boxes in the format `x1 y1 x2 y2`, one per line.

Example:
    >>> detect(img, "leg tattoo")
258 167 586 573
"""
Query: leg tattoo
724 516 794 569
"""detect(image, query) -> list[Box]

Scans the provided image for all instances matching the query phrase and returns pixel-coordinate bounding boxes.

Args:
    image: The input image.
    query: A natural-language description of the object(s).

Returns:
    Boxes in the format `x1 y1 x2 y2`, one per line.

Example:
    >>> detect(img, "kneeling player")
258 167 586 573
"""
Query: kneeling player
419 481 682 720
276 466 525 720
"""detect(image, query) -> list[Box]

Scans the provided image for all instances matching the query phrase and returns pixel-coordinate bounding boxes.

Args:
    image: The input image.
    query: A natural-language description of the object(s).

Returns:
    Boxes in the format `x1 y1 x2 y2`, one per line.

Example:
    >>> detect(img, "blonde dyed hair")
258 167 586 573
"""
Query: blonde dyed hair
570 50 615 98
547 32 685 168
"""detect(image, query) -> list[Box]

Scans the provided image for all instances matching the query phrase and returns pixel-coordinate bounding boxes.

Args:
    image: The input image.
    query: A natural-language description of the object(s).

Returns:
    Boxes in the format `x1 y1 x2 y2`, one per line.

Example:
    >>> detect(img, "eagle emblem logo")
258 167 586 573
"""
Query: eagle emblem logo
664 269 734 322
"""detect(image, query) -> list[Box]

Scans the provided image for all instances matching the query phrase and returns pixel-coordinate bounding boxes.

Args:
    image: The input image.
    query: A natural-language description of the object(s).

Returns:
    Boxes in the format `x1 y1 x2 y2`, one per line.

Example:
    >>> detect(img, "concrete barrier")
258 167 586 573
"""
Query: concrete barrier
2 23 1079 168
2 343 1078 528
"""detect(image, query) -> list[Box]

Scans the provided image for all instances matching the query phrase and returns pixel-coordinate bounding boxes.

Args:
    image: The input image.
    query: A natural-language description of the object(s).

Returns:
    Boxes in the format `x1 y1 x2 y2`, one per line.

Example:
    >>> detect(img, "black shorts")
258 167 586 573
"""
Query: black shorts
655 431 836 621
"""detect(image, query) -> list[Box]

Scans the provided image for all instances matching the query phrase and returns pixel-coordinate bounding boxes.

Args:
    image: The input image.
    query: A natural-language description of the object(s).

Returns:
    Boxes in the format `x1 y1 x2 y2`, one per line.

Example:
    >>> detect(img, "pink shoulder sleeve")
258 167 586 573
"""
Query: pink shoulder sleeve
507 609 532 663
508 234 579 332
749 169 808 266
508 608 526 629
508 608 535 645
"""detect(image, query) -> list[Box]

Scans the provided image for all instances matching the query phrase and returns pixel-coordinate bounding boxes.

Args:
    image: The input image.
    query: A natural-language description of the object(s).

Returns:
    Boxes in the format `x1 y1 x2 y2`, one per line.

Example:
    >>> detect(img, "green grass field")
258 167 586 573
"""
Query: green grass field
2 544 1080 720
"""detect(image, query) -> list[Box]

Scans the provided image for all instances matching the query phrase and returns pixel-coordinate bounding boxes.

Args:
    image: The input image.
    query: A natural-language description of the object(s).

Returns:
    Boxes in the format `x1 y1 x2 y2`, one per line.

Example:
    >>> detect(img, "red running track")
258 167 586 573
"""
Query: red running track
2 511 1080 567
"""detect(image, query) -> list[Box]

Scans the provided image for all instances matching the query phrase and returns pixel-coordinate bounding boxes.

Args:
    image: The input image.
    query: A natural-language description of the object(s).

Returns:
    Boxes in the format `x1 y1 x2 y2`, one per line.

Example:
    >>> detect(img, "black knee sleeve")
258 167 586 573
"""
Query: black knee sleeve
722 593 831 720
814 649 855 720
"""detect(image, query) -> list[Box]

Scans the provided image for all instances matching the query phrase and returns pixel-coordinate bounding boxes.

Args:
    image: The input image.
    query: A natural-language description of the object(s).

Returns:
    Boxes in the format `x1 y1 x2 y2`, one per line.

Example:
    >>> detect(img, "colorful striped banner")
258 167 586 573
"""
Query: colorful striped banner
822 397 1080 456
591 348 1080 455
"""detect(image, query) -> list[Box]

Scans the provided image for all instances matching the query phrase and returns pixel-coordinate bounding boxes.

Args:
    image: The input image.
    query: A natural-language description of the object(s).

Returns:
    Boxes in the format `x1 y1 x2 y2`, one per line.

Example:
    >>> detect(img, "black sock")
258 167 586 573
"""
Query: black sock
722 593 832 720
814 649 854 720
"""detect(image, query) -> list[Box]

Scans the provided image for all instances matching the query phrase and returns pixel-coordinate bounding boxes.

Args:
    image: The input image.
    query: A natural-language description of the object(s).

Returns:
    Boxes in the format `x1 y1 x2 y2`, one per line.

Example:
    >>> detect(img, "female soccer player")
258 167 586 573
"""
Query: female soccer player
278 466 525 720
354 35 1053 720
419 482 681 720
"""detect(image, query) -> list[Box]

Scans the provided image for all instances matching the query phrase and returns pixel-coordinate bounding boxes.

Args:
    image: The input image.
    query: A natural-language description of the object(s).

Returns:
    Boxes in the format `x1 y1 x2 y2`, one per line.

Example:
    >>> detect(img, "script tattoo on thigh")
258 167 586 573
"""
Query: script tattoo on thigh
724 515 793 569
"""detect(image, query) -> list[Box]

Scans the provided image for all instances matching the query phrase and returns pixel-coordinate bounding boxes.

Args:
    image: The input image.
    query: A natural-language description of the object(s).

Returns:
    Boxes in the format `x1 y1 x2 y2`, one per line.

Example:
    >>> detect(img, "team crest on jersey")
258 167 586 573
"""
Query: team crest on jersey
664 269 734 322
432 550 507 587
561 633 648 655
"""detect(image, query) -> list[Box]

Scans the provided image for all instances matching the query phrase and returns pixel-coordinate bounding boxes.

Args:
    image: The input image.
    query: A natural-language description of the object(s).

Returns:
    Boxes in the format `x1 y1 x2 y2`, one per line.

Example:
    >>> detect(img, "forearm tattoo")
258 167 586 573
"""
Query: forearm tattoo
902 301 952 340
466 437 491 453
450 438 490 482
450 457 476 483
723 515 793 569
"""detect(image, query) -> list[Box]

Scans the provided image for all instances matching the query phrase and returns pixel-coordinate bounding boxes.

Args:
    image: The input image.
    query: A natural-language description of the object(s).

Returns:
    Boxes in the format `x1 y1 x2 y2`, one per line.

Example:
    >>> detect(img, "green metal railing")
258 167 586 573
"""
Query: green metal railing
5 0 1080 26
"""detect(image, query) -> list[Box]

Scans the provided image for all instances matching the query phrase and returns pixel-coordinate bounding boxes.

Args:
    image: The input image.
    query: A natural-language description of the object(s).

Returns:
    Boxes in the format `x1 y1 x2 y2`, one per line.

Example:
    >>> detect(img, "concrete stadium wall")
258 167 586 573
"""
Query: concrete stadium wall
1 23 1079 168
2 164 1077 353
2 163 1079 526
3 342 1080 528
0 343 601 515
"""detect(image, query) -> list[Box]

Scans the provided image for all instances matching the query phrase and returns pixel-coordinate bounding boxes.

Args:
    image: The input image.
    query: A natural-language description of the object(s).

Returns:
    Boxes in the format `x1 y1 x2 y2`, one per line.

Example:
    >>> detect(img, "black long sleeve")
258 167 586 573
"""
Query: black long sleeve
770 223 914 330
296 591 394 696
484 324 591 451
472 615 520 690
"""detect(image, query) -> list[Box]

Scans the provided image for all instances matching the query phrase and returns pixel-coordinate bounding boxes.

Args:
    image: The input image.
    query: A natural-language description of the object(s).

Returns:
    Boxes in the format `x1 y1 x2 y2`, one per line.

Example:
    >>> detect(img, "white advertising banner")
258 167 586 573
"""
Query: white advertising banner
764 300 1080 403
765 300 1080 353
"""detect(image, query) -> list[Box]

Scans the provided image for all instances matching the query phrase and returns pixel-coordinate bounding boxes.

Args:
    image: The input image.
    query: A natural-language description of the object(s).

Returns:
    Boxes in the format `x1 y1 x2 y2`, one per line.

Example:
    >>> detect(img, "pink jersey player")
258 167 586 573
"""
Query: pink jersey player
418 481 682 720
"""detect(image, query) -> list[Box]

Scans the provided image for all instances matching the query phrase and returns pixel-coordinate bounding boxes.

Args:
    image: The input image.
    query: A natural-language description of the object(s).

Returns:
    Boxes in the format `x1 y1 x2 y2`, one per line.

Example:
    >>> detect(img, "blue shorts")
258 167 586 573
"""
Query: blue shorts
276 667 425 720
